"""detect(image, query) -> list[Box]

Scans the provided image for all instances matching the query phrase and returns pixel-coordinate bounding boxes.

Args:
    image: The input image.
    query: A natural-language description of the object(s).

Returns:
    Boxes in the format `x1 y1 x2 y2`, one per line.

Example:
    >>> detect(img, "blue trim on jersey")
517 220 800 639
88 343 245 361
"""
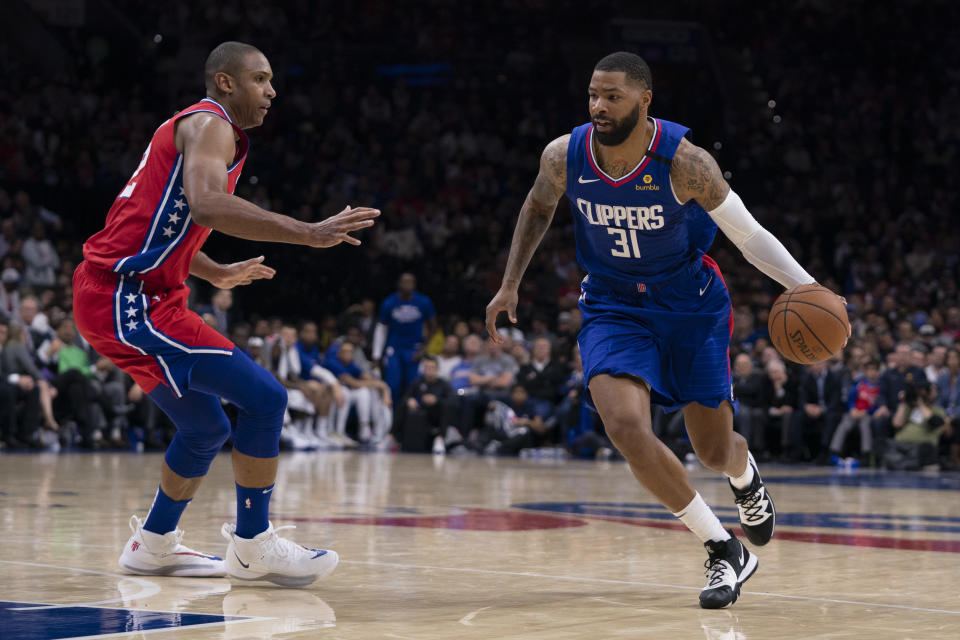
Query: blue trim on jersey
112 154 194 275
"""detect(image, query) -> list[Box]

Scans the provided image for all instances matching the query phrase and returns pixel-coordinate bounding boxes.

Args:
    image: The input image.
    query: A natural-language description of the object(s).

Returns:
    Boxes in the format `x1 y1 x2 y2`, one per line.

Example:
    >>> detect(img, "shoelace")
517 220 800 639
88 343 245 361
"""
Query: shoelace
703 557 729 587
734 487 766 522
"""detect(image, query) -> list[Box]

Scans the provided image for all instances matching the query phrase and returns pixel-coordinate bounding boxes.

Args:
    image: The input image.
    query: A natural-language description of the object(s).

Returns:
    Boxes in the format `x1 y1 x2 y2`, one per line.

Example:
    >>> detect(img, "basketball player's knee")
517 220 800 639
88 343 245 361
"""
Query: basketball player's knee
602 410 651 445
260 375 288 415
695 440 732 470
232 377 286 459
165 413 231 478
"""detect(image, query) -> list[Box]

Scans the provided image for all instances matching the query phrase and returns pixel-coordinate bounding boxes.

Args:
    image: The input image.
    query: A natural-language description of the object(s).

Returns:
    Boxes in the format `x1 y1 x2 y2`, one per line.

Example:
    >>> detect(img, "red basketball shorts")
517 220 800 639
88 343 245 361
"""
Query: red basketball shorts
72 261 234 397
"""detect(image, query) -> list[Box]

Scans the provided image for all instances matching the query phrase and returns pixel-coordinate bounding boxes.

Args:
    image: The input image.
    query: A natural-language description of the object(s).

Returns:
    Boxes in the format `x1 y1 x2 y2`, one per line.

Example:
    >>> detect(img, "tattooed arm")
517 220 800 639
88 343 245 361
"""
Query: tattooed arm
670 137 816 290
670 138 730 209
485 135 569 341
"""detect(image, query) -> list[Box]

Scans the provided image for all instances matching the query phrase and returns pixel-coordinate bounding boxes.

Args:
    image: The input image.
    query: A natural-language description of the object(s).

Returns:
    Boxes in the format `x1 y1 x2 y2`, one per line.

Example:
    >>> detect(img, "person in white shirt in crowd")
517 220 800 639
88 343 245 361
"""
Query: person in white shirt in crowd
272 325 344 449
436 335 462 382
22 221 60 289
323 341 392 447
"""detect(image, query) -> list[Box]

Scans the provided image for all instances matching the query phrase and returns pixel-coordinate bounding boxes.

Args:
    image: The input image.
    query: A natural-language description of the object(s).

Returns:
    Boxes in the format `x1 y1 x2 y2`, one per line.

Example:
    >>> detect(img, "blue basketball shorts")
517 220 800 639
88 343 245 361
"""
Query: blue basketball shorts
577 255 736 413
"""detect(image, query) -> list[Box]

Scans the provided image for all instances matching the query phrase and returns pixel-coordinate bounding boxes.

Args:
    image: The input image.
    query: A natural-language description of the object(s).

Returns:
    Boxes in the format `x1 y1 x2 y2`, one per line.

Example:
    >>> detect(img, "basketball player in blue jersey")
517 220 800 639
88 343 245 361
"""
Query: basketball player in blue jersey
486 52 848 608
372 272 437 405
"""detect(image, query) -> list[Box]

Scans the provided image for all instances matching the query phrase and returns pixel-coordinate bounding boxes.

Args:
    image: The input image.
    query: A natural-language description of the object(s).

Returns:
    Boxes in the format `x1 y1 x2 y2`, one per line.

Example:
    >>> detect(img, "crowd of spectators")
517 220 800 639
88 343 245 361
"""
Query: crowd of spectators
0 2 958 468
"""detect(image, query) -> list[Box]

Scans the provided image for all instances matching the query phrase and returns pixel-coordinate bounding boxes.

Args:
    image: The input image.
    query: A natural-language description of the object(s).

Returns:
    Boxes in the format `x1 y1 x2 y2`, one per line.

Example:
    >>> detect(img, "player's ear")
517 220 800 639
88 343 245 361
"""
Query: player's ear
215 71 235 95
640 89 652 109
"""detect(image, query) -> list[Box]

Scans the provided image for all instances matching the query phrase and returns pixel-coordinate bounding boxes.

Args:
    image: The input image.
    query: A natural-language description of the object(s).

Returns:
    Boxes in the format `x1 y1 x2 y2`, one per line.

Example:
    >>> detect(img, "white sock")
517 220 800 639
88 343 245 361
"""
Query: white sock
726 452 755 490
315 415 329 437
673 493 730 543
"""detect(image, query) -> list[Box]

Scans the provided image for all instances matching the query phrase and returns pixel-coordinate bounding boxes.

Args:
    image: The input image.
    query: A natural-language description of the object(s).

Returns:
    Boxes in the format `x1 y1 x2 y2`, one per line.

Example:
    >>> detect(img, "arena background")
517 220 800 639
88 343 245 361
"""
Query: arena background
0 0 958 462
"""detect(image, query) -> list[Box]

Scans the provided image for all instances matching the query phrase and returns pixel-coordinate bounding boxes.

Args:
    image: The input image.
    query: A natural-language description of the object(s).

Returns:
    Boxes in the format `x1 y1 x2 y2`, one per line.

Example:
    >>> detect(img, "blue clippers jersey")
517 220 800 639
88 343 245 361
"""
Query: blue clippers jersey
565 117 717 282
379 292 435 350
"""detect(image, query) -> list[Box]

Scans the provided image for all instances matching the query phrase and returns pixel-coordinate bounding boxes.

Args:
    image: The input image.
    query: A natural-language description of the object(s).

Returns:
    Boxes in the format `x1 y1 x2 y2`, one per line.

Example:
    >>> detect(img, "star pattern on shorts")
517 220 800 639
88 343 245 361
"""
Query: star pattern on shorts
126 319 138 331
125 293 137 304
168 211 181 224
125 307 137 318
162 226 175 238
173 198 186 211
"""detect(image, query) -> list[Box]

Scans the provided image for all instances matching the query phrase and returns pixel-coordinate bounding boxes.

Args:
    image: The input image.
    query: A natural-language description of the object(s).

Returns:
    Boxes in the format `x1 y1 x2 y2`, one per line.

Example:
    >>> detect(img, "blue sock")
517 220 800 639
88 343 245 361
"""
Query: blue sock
235 483 273 539
143 486 191 535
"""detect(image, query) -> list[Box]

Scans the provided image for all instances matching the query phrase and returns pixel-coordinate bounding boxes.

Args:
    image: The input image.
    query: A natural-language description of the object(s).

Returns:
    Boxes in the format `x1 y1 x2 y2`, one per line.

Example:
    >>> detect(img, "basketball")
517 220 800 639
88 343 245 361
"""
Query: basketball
768 283 849 364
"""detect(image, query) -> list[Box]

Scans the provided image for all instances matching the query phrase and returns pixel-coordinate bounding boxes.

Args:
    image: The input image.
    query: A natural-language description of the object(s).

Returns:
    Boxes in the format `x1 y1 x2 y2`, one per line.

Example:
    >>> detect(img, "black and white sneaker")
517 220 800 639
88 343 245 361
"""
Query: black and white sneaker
699 531 758 609
730 451 776 546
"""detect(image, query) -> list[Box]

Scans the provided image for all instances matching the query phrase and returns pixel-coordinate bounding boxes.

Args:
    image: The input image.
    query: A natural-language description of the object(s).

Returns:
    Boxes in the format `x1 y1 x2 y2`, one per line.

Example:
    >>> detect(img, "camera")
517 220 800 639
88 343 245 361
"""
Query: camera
903 382 919 406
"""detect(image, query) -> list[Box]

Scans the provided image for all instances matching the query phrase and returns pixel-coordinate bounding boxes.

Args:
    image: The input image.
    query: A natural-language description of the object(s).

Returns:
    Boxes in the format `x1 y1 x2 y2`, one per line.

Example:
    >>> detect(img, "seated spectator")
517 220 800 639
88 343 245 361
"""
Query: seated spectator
296 321 323 374
885 382 950 470
936 348 960 466
327 325 373 373
323 341 392 446
763 359 797 460
792 360 843 462
0 320 42 449
469 337 517 402
435 335 462 382
731 353 768 454
0 268 21 321
195 288 237 337
559 343 613 459
3 321 58 431
14 295 50 353
273 325 343 449
449 334 482 394
36 317 103 448
22 220 60 289
395 356 454 452
517 337 569 417
828 359 881 463
477 384 550 456
872 342 927 457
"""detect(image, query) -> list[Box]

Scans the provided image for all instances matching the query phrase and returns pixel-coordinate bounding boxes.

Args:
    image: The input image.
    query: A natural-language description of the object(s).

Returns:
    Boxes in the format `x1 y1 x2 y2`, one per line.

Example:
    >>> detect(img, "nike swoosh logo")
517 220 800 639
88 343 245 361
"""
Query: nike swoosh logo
700 275 713 296
737 547 745 566
578 176 601 184
262 487 273 494
234 551 250 569
310 549 327 559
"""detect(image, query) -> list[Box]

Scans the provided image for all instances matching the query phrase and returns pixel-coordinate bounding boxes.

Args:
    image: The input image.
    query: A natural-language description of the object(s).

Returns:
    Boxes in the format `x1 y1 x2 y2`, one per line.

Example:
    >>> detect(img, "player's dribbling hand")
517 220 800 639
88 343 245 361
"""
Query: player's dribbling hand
309 205 381 247
485 286 518 343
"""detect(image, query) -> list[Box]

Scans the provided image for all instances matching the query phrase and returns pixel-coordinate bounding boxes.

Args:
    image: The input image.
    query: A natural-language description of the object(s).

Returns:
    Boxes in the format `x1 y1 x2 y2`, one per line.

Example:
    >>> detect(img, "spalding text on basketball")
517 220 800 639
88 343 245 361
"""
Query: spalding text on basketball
789 329 819 361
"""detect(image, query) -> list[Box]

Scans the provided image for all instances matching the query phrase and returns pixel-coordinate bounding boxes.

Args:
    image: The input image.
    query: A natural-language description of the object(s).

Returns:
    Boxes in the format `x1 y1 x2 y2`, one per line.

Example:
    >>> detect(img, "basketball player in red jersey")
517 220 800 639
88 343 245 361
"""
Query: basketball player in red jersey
74 42 378 586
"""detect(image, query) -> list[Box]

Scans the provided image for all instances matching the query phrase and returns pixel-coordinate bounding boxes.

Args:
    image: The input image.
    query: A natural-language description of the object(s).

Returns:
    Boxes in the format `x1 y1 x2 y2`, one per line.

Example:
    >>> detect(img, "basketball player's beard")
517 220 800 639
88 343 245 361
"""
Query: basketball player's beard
593 104 641 146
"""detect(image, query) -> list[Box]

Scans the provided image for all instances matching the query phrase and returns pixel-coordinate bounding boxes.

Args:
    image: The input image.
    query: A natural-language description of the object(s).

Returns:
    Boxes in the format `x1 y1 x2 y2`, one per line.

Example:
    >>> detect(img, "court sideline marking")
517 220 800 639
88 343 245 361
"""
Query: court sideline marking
0 560 161 609
340 559 960 616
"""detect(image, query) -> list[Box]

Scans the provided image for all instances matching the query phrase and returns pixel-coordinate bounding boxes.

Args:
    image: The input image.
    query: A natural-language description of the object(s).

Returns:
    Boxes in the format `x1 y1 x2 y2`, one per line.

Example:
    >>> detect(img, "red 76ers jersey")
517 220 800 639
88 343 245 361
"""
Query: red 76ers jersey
83 98 249 293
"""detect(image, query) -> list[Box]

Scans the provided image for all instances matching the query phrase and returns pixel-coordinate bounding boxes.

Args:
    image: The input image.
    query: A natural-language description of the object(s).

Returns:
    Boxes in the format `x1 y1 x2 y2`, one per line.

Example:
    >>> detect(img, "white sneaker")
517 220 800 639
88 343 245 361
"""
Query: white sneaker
119 515 225 577
221 521 339 587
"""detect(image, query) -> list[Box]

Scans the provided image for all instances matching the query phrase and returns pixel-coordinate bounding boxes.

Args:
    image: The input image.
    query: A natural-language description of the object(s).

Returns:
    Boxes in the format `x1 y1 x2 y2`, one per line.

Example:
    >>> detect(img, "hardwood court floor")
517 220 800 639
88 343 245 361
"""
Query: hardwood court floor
1 451 959 639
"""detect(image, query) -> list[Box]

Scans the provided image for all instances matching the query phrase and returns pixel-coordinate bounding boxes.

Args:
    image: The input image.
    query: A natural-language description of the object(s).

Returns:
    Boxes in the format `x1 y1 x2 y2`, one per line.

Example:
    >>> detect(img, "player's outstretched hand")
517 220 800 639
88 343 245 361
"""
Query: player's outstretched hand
308 205 380 248
485 286 519 343
214 256 276 289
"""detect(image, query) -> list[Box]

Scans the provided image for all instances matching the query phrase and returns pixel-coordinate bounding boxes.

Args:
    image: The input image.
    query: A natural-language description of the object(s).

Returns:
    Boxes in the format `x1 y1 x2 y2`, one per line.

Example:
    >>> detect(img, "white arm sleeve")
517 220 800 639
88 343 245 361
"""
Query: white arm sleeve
371 322 388 360
309 364 338 386
707 190 815 289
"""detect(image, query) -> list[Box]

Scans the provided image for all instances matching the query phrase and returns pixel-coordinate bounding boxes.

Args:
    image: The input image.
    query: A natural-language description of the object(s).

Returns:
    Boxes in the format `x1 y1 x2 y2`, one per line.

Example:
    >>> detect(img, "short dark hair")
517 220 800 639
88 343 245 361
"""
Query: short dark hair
204 41 262 92
594 52 653 90
422 356 438 366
